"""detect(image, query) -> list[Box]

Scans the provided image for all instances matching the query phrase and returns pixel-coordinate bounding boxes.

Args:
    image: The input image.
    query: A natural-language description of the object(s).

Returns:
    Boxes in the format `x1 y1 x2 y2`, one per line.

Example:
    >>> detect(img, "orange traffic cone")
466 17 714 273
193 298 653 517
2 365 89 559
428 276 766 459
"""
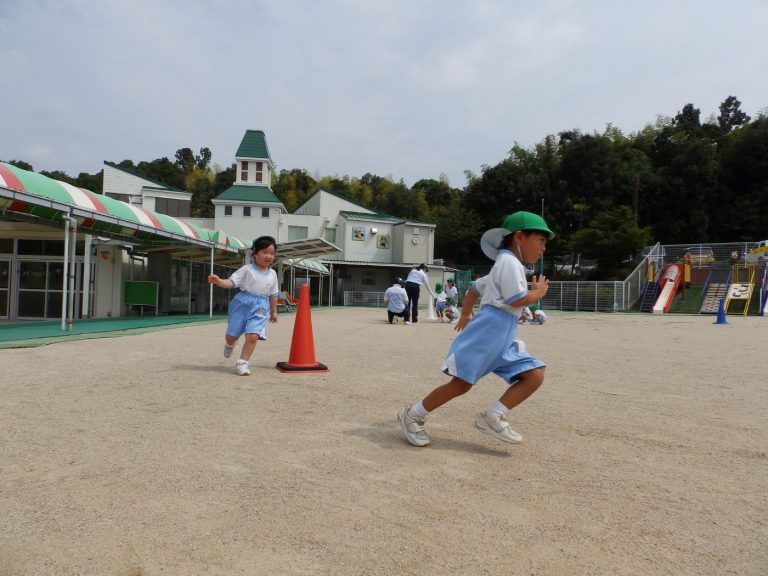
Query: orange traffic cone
276 283 329 373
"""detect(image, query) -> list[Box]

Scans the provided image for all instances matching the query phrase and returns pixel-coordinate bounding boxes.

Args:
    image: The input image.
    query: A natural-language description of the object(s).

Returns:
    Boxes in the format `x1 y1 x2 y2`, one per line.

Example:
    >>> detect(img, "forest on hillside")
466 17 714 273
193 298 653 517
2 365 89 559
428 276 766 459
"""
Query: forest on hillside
5 96 768 278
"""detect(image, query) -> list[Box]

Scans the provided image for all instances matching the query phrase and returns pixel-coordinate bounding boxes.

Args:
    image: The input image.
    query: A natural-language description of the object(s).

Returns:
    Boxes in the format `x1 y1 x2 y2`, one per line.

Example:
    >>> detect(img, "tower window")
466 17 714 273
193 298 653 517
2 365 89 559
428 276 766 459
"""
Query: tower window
240 161 249 181
255 162 263 183
224 205 232 216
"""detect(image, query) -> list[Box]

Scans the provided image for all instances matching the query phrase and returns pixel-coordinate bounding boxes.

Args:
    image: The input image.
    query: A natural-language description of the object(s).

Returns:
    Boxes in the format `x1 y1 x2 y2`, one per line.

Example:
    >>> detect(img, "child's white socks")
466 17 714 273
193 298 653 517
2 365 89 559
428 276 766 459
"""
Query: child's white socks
486 399 509 421
409 401 429 421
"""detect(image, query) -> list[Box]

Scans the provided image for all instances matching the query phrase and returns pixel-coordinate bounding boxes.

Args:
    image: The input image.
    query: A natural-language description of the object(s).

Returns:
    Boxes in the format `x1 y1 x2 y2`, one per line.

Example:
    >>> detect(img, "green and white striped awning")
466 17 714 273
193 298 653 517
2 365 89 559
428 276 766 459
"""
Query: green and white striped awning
281 257 330 274
0 162 247 253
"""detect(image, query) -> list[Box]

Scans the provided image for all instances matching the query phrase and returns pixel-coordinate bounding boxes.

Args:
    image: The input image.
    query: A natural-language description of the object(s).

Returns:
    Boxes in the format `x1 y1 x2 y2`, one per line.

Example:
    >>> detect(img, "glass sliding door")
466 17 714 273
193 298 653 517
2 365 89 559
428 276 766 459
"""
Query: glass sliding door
0 260 9 319
17 260 68 319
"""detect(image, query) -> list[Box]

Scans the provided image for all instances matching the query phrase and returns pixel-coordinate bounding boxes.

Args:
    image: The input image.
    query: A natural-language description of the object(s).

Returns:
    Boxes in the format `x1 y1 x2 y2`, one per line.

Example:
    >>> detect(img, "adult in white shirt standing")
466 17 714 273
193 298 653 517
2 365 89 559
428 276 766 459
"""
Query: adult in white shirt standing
405 263 436 323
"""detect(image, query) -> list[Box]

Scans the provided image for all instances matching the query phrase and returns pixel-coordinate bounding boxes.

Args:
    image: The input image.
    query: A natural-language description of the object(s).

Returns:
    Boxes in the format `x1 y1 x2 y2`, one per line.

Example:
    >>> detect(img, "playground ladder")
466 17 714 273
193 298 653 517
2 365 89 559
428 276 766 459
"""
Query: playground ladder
638 281 659 313
699 266 732 314
724 266 756 316
700 283 729 313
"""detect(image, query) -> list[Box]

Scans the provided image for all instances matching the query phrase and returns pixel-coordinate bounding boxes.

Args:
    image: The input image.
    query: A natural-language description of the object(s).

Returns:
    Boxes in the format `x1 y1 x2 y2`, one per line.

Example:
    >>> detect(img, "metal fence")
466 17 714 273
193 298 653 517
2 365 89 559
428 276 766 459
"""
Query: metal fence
343 291 387 307
341 241 765 313
652 241 762 266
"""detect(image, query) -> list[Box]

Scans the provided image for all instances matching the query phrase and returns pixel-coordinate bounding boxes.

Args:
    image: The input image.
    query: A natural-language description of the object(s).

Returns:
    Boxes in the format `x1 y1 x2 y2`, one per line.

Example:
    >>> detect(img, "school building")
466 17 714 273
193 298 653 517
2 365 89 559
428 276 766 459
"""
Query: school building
0 130 449 323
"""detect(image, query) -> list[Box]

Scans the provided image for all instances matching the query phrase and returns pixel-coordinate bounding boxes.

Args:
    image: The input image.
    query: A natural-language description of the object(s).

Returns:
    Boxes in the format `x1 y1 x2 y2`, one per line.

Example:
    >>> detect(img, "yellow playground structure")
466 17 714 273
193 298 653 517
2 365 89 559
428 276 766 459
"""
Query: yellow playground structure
724 265 756 316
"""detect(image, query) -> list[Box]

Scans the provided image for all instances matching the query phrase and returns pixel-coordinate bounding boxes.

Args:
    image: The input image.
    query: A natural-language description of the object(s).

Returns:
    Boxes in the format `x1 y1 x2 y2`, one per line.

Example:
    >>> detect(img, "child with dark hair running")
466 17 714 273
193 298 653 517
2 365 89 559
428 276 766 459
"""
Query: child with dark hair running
398 211 554 446
208 236 279 376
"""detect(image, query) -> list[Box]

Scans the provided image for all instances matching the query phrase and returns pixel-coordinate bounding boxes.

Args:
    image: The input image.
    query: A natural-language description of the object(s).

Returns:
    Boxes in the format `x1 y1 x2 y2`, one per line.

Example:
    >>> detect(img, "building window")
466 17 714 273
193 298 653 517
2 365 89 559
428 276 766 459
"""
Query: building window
240 161 249 182
154 197 190 217
323 228 336 244
288 225 308 241
255 162 263 183
261 207 270 218
243 206 251 217
224 205 233 216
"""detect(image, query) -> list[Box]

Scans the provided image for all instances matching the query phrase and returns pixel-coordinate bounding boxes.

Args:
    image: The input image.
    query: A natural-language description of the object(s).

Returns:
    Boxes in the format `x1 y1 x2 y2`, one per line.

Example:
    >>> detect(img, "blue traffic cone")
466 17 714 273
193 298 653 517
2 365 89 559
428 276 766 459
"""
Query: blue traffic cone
714 298 728 324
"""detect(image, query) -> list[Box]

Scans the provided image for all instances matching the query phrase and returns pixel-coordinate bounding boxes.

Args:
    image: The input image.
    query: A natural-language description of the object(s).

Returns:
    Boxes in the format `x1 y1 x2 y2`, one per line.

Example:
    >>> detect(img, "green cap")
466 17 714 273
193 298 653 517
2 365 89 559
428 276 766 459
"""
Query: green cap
501 211 555 238
480 211 555 260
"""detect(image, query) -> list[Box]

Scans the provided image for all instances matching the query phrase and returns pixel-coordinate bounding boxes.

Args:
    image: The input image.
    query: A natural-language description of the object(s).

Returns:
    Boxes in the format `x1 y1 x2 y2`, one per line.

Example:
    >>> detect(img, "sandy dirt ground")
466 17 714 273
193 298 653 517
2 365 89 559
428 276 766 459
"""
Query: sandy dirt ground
1 308 766 576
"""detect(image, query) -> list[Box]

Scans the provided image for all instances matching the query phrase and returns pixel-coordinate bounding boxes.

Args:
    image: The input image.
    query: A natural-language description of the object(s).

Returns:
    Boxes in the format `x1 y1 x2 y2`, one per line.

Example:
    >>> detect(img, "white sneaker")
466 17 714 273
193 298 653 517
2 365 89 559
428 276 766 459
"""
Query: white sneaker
404 321 411 325
235 360 251 376
397 405 430 447
475 413 522 443
223 344 234 358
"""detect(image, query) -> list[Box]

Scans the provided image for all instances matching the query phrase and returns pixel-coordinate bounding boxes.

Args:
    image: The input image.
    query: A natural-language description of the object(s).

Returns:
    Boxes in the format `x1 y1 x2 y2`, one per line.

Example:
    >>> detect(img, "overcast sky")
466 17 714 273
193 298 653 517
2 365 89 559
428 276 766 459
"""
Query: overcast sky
1 0 767 189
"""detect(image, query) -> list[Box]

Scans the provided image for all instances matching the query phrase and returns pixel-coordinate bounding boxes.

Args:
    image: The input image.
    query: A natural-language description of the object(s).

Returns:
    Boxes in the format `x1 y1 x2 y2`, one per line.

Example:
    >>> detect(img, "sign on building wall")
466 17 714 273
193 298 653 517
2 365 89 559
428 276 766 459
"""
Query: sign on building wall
351 226 366 241
377 235 390 249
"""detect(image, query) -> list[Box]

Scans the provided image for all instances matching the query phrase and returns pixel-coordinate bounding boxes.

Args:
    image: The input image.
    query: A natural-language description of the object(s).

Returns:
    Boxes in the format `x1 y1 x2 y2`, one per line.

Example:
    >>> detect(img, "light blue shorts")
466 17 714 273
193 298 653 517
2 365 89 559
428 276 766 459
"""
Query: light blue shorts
227 291 270 340
436 301 447 312
441 305 545 385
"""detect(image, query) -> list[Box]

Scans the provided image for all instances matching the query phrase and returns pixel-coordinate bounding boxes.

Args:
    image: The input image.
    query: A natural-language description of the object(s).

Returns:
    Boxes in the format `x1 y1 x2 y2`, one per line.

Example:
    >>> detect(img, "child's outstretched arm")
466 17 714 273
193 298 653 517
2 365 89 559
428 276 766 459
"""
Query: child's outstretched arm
208 274 234 289
269 295 278 323
454 285 481 332
510 274 549 307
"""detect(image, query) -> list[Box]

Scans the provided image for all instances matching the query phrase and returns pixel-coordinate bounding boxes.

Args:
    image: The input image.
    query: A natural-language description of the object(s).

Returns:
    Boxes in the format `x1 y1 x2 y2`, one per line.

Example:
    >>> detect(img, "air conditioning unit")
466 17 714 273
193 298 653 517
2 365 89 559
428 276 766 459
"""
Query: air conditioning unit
433 259 444 266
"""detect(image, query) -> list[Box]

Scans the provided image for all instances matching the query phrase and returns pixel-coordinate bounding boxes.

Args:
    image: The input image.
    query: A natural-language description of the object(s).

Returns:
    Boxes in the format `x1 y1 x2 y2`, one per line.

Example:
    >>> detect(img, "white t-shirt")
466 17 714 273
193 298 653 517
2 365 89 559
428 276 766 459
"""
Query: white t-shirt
446 285 458 302
384 284 408 313
436 290 447 303
405 268 436 296
471 250 528 316
229 264 279 297
406 268 429 285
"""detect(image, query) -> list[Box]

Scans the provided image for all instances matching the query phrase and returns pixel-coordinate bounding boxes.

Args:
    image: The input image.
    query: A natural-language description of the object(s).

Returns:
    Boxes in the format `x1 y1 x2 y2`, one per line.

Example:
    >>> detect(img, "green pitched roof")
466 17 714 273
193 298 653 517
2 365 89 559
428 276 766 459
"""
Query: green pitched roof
339 211 405 224
235 130 271 160
214 184 281 204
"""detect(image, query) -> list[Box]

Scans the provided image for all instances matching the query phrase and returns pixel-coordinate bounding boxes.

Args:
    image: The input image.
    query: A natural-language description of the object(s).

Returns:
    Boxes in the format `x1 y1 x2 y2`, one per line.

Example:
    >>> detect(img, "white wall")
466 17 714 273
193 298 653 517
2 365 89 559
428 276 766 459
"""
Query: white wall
295 190 375 217
279 213 325 243
396 223 435 264
235 157 272 187
142 188 192 212
92 245 123 318
293 193 322 215
327 220 394 263
214 203 281 243
102 164 158 199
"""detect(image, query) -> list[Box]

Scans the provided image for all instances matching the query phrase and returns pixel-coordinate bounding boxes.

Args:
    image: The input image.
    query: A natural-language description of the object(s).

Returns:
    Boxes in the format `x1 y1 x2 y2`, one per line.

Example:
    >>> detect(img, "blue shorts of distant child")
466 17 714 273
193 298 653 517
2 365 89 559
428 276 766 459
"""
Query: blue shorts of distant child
227 291 270 340
436 301 447 312
441 305 545 385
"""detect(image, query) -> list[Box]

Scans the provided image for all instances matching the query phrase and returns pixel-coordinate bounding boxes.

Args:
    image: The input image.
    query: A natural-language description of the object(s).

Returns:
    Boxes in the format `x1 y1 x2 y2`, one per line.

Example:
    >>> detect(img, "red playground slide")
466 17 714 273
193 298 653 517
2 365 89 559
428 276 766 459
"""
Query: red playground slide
652 264 682 314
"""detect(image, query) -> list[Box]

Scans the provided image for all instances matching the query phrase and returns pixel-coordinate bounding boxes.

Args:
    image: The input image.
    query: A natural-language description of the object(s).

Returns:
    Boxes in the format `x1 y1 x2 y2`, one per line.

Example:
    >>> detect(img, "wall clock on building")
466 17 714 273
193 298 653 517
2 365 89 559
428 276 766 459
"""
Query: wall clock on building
411 236 420 245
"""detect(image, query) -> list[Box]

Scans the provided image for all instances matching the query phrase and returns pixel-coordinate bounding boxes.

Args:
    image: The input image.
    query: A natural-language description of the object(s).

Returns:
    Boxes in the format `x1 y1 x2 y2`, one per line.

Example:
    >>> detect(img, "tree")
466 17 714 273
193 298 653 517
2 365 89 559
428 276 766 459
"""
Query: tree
433 195 484 264
412 178 453 208
568 206 652 277
75 171 103 193
188 166 216 217
644 112 718 243
673 103 702 135
714 117 768 240
273 168 318 212
7 160 34 171
717 95 751 134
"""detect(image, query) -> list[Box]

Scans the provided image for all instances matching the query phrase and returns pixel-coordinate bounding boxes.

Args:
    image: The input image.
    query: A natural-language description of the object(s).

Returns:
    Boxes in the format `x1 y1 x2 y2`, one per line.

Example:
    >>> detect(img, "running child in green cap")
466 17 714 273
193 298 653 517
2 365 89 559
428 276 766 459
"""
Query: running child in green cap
397 211 554 446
